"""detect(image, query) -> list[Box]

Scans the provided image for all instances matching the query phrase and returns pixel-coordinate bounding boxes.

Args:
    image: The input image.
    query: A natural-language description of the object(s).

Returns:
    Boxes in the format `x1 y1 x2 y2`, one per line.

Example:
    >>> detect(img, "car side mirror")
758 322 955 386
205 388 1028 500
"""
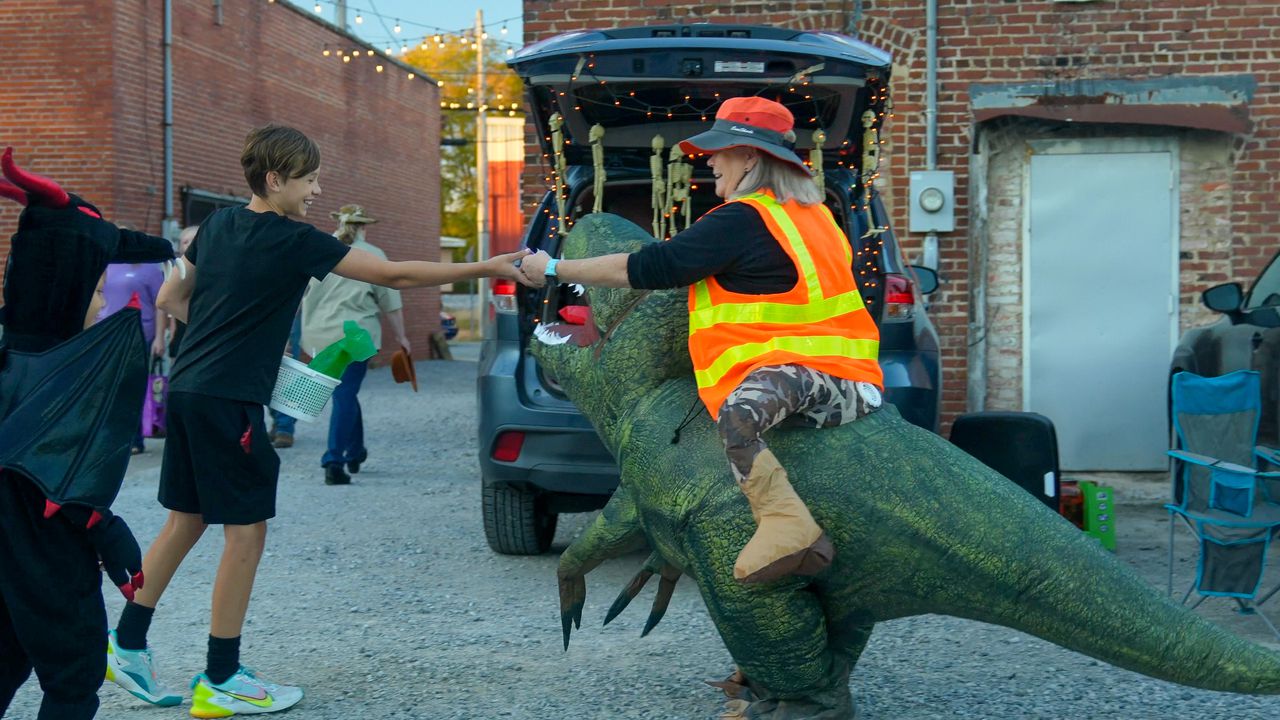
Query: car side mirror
910 265 940 295
1202 283 1243 314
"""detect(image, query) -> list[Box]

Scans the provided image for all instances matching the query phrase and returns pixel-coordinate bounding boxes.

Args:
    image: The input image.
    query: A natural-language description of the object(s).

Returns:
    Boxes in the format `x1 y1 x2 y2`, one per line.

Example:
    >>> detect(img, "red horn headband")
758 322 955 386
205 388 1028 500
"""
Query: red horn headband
1 147 70 208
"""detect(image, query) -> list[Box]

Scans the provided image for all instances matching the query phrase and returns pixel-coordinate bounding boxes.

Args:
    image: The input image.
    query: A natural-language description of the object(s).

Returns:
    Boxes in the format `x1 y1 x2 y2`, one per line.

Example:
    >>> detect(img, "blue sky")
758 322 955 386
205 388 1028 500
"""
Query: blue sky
298 0 525 48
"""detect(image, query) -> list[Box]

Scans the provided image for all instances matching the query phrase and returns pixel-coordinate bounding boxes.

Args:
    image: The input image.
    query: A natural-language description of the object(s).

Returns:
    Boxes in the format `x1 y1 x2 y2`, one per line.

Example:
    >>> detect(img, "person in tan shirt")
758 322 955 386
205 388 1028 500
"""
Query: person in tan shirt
301 204 410 485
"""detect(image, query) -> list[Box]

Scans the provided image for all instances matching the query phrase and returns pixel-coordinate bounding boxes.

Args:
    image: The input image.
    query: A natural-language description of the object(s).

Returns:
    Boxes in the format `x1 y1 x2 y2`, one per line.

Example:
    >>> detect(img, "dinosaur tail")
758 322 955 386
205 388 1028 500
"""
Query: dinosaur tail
888 433 1280 694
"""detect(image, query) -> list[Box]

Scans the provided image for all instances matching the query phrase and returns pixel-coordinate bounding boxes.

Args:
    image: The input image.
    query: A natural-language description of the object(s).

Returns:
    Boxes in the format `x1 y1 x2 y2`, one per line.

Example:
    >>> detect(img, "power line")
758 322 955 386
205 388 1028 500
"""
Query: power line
294 0 520 38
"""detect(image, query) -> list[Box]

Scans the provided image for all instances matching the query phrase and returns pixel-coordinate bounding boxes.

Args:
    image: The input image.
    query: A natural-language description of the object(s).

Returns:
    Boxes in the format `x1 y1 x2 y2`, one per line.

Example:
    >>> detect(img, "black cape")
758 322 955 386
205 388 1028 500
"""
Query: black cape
0 309 147 510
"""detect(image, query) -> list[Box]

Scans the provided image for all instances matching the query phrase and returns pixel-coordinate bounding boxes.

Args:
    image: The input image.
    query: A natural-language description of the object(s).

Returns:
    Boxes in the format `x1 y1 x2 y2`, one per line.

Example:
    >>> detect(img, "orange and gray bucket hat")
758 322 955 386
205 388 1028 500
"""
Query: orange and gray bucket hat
678 97 809 173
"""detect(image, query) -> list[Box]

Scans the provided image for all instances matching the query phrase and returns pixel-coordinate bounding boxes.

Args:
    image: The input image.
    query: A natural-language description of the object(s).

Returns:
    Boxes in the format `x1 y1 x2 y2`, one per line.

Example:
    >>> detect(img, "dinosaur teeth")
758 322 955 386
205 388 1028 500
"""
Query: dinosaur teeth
534 324 571 346
571 283 585 296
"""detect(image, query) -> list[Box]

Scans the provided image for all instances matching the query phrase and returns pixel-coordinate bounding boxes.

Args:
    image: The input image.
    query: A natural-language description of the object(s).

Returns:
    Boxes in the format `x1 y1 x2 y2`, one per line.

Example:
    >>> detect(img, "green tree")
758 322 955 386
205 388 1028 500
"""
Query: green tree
402 36 523 269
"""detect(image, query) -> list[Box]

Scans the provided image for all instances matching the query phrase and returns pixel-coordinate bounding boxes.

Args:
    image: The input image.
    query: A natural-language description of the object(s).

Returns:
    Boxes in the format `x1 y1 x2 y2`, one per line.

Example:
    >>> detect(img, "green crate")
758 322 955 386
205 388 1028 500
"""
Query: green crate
1080 481 1116 552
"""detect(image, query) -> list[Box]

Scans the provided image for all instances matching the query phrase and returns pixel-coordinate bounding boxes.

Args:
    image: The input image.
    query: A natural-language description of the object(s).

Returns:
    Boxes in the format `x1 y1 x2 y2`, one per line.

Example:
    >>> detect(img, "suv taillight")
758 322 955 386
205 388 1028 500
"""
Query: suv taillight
492 431 525 462
491 279 517 315
883 273 916 320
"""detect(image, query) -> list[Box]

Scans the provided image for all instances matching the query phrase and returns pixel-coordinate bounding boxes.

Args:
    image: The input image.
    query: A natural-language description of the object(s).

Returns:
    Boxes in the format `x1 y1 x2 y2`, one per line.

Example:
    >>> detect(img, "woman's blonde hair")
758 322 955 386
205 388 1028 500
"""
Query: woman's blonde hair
729 136 824 206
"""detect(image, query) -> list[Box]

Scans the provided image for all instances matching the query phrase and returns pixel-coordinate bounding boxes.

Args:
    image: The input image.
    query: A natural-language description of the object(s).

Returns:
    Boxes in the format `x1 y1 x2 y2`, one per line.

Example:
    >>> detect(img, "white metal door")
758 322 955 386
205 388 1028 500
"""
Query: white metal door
1025 140 1177 471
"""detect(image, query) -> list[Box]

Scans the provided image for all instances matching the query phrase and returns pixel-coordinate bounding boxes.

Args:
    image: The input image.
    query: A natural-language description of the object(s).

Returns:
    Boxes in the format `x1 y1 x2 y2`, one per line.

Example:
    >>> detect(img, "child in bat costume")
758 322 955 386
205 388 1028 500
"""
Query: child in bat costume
0 148 178 720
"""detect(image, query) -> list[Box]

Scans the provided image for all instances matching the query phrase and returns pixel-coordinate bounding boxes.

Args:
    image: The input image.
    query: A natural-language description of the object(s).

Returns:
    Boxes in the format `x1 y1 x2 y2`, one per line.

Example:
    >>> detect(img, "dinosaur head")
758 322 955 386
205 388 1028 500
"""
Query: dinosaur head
531 213 692 429
1 147 176 349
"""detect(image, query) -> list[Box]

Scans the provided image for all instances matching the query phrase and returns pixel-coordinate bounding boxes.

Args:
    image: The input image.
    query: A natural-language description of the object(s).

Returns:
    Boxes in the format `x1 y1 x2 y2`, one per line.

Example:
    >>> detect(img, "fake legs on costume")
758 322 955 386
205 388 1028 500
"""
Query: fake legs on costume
0 477 105 720
269 314 302 439
717 365 872 584
322 360 368 468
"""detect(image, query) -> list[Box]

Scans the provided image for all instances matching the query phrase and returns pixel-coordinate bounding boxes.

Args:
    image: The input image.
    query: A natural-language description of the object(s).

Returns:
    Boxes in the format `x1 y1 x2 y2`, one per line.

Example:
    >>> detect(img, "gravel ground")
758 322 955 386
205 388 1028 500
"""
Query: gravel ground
8 343 1280 719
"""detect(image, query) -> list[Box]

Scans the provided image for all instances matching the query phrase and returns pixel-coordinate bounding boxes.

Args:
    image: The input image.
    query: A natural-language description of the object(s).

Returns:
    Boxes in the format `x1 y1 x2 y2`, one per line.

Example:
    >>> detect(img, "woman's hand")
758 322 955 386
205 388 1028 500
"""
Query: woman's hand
151 335 166 358
517 250 551 288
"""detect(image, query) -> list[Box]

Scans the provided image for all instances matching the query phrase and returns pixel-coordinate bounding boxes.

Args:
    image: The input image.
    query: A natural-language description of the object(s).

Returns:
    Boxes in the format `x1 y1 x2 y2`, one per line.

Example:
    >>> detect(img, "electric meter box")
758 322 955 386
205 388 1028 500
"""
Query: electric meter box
909 170 955 233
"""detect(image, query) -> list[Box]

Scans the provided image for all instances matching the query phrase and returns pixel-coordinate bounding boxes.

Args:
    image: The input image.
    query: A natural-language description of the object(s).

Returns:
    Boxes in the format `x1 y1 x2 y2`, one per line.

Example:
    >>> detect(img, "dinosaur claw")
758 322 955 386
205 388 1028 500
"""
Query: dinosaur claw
561 609 574 651
558 575 586 650
641 571 679 638
604 568 654 626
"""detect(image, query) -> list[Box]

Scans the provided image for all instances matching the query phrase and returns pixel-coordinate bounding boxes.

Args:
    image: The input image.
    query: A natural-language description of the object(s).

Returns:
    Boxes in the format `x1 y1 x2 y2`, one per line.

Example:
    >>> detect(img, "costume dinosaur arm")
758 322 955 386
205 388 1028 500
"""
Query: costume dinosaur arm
557 484 647 649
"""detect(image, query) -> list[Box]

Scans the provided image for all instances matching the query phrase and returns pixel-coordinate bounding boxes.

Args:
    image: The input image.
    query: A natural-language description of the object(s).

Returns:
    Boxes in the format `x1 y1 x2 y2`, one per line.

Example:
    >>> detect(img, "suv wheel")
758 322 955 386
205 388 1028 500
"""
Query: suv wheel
482 482 558 555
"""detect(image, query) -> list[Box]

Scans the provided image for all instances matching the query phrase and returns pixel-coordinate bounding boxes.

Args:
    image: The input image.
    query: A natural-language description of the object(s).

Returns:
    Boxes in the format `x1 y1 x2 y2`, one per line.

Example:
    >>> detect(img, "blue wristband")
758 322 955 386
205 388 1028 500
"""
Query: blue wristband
545 258 559 278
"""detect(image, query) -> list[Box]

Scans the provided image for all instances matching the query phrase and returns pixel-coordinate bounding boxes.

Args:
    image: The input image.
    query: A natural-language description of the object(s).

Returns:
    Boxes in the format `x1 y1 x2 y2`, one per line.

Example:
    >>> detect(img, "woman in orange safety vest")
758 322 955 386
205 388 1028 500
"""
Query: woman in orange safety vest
519 96 884 584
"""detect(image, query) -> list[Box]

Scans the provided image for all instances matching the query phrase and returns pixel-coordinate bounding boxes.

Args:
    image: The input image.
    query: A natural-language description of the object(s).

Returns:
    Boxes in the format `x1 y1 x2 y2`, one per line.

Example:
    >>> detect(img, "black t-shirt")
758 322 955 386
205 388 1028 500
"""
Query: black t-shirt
169 207 350 404
625 202 799 293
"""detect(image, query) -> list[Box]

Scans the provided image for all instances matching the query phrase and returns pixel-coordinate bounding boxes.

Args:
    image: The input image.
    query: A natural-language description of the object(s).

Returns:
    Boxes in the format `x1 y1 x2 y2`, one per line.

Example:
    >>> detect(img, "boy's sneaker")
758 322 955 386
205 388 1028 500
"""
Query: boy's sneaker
190 667 303 717
105 630 183 706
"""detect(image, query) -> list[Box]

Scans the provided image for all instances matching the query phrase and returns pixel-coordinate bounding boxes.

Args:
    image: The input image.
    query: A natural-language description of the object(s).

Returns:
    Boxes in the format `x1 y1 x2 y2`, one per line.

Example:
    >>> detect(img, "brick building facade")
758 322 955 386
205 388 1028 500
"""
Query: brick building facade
0 0 444 359
521 0 1280 470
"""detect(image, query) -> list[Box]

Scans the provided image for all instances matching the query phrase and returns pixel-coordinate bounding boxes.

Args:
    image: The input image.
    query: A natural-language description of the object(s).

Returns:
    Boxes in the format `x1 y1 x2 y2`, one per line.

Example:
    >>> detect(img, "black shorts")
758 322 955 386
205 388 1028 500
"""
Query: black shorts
158 391 280 525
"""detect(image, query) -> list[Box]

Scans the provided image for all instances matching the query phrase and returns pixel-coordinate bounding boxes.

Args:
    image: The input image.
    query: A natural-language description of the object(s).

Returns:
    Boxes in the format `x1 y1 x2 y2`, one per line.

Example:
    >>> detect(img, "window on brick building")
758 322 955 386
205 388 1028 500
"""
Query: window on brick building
182 187 249 226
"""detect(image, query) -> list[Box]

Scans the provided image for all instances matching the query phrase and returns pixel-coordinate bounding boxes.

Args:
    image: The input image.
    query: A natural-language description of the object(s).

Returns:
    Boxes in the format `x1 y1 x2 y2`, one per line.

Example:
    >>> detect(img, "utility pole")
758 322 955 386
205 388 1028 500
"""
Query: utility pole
473 9 489 336
335 0 347 29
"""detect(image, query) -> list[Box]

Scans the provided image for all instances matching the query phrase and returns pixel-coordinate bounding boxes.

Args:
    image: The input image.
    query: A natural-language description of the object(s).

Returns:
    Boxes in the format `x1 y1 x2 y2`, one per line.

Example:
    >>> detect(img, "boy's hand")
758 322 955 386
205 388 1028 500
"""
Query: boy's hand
490 249 537 286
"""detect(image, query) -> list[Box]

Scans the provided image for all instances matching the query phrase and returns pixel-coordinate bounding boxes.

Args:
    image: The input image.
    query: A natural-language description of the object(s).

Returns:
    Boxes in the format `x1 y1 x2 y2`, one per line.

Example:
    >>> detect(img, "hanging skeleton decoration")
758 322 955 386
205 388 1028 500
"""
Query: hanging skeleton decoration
810 128 826 197
650 134 665 239
549 112 569 237
859 110 885 240
666 146 693 234
590 124 606 215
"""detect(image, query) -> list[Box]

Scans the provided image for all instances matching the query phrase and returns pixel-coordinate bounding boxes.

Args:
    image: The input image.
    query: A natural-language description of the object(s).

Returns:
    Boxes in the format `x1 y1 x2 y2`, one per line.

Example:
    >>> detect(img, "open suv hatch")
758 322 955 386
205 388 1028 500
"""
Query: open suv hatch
478 24 940 555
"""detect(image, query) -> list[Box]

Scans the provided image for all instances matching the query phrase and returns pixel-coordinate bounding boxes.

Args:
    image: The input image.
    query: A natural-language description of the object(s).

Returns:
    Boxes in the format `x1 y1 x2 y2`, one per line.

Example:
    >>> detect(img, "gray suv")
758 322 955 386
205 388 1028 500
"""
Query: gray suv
478 24 941 554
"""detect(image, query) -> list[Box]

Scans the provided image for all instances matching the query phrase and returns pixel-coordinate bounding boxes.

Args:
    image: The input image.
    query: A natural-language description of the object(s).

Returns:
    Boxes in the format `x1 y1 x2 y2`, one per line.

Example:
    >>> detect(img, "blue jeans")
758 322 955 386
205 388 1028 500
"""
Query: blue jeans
270 314 302 437
322 360 368 467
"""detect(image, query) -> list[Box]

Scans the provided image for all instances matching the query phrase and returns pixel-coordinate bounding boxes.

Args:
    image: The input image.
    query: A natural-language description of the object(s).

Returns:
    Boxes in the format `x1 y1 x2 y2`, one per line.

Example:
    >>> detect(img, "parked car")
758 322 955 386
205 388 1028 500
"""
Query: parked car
1171 252 1280 445
440 311 458 341
477 24 942 555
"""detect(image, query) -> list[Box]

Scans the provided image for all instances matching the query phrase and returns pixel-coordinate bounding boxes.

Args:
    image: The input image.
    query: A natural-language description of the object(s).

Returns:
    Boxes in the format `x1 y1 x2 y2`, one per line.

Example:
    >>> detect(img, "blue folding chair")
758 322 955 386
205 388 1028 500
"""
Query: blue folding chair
1167 370 1280 639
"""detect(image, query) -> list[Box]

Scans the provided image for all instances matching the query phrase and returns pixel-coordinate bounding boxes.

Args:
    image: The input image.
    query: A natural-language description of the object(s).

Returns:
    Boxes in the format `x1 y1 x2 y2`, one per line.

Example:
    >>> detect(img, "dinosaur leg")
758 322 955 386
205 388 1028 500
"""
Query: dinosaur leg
557 484 648 649
719 366 868 584
685 512 855 720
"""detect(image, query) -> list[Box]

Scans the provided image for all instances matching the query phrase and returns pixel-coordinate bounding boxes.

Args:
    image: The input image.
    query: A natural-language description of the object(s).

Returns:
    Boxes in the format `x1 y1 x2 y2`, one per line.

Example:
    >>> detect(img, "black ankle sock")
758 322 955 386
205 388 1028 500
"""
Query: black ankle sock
115 602 155 651
206 635 241 685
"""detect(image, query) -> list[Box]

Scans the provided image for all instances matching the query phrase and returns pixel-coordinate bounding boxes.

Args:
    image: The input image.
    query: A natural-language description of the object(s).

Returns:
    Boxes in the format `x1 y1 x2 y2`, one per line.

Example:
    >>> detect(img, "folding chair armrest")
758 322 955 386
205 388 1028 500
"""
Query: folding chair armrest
1168 450 1256 476
1256 445 1280 470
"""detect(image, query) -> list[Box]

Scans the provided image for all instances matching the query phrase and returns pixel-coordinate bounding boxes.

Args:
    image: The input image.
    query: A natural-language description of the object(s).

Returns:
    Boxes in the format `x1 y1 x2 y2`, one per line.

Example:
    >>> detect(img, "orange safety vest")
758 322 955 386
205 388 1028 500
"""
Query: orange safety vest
687 191 883 419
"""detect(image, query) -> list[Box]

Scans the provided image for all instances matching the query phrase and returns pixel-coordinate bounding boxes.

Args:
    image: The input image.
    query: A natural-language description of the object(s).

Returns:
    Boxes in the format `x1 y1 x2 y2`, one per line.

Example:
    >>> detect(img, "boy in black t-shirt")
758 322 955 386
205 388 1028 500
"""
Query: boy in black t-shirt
105 125 529 717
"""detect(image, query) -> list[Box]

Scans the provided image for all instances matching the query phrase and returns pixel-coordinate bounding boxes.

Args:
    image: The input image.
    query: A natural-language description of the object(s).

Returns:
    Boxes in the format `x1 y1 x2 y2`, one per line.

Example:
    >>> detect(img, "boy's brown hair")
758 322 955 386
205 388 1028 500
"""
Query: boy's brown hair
240 125 321 197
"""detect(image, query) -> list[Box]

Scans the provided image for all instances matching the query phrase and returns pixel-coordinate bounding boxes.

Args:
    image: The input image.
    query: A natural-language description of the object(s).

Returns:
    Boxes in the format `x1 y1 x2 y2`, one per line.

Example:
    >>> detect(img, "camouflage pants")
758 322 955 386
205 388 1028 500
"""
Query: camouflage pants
717 364 881 482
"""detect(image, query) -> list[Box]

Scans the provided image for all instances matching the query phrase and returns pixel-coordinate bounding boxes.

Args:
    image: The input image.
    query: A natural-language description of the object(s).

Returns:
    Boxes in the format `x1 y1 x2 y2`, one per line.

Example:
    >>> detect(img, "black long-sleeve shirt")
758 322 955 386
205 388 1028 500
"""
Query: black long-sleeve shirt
625 202 799 294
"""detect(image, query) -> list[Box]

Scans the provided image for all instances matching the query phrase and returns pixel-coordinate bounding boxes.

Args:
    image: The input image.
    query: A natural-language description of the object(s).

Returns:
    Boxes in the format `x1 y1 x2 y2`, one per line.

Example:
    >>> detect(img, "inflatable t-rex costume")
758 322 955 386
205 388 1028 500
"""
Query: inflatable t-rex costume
0 147 176 719
534 213 1280 720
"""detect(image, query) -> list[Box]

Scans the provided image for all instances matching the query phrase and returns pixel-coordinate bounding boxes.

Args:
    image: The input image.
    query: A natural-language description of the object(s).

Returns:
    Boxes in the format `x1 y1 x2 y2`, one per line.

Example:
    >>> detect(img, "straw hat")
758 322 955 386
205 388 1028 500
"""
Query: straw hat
330 204 379 225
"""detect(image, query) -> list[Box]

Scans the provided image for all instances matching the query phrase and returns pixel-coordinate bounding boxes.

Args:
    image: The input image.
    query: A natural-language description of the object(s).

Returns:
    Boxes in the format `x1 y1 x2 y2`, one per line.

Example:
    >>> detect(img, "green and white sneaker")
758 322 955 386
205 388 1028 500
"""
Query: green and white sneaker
190 667 303 717
105 630 183 706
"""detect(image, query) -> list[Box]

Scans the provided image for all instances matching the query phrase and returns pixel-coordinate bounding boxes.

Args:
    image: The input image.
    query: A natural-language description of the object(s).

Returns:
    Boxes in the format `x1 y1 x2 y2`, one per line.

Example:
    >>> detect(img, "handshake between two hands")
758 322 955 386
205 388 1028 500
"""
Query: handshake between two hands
508 249 555 289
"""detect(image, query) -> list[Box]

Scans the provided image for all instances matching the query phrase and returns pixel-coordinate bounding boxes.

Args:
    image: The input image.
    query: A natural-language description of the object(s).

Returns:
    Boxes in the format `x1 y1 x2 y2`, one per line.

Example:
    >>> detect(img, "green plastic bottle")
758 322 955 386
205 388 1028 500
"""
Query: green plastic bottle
308 320 377 379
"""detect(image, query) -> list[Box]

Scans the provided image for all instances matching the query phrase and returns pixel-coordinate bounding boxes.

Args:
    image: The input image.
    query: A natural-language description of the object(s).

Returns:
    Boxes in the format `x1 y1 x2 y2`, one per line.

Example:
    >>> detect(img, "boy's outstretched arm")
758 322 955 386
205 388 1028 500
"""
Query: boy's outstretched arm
156 257 197 322
331 247 533 290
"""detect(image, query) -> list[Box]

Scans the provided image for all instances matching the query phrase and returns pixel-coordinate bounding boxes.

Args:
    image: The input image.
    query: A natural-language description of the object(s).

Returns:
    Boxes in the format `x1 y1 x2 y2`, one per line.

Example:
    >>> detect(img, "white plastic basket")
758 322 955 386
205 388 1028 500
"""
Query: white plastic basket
268 356 342 423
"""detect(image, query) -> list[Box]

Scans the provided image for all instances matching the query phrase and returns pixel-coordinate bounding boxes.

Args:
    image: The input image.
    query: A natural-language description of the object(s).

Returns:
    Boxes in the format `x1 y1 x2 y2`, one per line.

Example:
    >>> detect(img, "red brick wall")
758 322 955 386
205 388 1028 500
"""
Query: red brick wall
521 0 1280 426
0 0 117 238
2 0 443 360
